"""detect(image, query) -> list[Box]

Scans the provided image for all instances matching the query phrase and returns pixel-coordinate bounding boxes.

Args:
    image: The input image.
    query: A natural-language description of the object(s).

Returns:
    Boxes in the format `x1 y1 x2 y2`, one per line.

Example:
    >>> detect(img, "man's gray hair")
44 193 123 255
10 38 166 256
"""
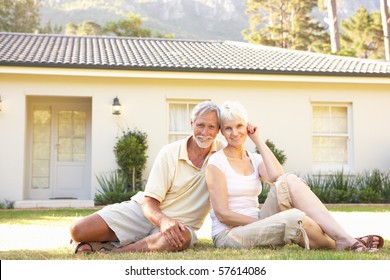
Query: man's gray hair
191 101 220 123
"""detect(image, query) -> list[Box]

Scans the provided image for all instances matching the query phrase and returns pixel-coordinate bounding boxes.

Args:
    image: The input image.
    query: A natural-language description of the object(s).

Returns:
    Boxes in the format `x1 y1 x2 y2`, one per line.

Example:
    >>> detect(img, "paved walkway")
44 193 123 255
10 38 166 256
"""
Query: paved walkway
1 212 389 251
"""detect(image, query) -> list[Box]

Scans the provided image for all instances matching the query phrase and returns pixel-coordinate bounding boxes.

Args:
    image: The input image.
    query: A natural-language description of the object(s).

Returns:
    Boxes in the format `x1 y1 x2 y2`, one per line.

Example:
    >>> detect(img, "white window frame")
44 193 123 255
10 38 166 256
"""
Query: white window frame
167 99 208 143
311 102 353 173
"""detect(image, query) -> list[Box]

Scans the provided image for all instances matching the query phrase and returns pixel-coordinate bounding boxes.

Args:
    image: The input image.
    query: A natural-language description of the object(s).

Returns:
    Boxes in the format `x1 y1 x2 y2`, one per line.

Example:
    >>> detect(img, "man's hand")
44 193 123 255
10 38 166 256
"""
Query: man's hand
159 216 187 248
142 196 188 248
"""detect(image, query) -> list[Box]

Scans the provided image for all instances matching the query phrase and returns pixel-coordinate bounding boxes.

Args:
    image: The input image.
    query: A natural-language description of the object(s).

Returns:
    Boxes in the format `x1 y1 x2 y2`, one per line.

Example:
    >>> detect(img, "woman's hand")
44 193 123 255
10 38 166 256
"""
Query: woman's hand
247 122 261 144
246 123 285 182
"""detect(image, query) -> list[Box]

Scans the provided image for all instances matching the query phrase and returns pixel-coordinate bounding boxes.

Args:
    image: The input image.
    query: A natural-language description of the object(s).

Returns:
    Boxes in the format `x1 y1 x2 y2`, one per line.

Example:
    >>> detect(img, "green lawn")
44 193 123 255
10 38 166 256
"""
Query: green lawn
0 206 389 260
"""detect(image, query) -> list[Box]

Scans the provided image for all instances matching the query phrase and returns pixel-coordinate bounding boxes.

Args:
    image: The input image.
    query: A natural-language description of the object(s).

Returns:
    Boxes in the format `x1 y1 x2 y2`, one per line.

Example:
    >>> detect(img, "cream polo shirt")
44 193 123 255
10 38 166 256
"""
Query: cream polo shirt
132 135 225 230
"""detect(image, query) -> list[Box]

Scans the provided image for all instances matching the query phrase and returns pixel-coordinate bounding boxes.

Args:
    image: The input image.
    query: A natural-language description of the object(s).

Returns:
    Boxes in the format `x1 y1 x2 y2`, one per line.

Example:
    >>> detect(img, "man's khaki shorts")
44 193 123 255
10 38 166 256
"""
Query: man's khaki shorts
97 200 197 248
213 174 307 249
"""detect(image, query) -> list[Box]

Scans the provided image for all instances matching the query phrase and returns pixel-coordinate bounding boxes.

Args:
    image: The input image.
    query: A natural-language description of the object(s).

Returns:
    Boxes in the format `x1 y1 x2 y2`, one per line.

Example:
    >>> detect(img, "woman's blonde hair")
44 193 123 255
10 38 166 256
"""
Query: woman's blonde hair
220 100 248 125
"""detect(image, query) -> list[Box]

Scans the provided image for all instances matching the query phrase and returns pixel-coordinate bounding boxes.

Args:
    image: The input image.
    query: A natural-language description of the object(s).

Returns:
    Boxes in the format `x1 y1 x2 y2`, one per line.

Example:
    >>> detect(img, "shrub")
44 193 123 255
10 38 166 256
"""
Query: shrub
256 139 287 165
261 169 390 204
382 173 390 202
114 128 148 192
257 139 286 203
258 183 270 203
305 169 390 203
0 199 15 209
355 170 384 203
308 171 361 203
94 170 138 205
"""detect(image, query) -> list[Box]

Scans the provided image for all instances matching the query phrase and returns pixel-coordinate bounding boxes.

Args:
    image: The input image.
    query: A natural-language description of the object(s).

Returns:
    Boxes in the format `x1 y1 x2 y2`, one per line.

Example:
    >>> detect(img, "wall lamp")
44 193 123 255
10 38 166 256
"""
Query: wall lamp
112 96 121 115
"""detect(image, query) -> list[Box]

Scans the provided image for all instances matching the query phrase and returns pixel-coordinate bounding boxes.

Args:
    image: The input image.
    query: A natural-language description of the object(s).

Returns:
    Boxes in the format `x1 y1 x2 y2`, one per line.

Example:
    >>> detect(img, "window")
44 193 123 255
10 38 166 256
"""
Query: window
31 106 52 189
312 103 352 169
57 110 87 162
168 100 205 143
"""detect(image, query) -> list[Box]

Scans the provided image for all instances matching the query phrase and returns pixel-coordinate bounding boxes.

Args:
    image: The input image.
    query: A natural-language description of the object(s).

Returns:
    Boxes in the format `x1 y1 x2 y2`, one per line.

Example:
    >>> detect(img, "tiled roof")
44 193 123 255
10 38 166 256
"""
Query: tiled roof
1 32 390 77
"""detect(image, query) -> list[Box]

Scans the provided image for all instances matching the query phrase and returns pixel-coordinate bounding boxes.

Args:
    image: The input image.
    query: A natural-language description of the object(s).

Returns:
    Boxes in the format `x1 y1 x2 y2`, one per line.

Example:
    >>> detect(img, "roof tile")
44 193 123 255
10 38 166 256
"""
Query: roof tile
0 32 389 77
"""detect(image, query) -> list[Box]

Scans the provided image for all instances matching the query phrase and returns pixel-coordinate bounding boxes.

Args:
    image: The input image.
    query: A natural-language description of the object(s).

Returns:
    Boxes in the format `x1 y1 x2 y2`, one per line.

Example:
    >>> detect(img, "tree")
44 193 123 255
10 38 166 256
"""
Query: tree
64 15 173 38
104 13 152 37
65 21 103 36
340 6 384 59
39 20 63 34
242 0 329 52
380 0 390 61
370 10 388 60
0 0 40 33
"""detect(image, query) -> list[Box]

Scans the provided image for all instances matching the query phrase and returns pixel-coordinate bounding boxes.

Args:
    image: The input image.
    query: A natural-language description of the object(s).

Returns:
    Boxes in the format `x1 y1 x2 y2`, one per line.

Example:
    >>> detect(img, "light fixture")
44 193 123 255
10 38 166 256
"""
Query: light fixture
112 96 121 115
0 95 2 112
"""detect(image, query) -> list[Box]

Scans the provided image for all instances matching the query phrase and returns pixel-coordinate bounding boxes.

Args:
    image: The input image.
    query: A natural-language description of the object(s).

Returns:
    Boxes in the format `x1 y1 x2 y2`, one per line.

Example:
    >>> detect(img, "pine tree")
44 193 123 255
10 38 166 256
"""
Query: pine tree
242 0 329 52
340 6 384 59
0 0 40 33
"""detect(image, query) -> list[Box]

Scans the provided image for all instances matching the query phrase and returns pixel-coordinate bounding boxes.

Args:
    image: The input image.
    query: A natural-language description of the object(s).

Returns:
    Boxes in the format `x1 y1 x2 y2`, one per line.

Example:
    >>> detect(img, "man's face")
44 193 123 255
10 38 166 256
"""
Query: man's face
191 111 219 149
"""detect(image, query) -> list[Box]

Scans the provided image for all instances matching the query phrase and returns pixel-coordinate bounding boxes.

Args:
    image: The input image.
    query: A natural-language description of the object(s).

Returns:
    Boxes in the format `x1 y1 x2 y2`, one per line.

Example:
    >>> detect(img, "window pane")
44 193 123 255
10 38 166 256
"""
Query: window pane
58 111 73 137
168 101 204 143
169 104 188 132
73 138 86 161
57 110 86 162
312 103 350 166
312 106 330 133
58 138 72 161
73 111 86 137
312 136 348 164
33 142 51 159
32 106 51 189
32 177 50 189
189 104 196 115
32 159 50 179
331 107 347 133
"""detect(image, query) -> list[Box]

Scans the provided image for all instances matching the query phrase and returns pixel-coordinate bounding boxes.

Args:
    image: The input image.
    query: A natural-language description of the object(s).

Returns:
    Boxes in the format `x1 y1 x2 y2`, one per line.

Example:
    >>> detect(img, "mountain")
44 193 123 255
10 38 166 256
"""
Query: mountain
39 0 384 41
40 0 249 40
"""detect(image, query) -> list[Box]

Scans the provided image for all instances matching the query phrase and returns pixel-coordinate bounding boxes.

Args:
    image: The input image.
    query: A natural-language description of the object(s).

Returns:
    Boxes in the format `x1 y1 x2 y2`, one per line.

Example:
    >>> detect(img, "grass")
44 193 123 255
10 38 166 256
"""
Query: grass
324 204 390 212
0 206 389 260
0 208 96 226
2 239 390 260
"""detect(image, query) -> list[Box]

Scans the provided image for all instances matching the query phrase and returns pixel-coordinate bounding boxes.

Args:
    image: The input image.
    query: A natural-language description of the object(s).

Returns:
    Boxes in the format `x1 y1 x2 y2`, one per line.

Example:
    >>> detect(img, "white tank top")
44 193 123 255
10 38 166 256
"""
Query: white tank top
207 149 263 237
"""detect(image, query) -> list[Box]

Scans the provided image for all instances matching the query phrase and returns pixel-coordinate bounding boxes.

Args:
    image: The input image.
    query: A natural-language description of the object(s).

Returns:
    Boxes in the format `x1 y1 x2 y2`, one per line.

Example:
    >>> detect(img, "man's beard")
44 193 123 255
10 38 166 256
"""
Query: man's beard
194 135 214 149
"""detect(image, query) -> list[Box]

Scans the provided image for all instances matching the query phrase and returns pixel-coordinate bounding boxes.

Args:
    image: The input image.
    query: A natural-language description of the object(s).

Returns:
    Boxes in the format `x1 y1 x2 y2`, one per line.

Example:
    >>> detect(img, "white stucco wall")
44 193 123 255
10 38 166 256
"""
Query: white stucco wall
0 68 389 202
0 84 26 201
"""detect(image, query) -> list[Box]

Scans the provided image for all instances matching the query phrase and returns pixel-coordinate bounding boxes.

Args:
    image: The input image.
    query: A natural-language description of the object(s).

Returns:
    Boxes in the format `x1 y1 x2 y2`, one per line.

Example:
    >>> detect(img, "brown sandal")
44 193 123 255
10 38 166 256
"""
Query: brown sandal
347 240 367 252
355 235 384 250
74 241 114 254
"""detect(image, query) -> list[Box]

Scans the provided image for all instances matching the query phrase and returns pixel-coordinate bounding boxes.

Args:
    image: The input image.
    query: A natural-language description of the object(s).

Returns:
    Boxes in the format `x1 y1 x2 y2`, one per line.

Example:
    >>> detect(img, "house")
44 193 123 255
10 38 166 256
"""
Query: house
1 32 389 208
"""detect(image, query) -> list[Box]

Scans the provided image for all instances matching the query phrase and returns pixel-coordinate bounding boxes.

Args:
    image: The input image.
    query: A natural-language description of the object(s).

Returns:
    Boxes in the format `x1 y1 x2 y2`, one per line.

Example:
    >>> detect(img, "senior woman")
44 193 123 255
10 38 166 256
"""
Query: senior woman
205 100 384 252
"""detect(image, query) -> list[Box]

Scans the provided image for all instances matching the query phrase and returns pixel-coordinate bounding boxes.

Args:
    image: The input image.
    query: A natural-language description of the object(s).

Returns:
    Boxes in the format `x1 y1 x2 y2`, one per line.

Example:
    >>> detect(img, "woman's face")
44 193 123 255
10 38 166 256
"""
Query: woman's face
221 117 247 147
